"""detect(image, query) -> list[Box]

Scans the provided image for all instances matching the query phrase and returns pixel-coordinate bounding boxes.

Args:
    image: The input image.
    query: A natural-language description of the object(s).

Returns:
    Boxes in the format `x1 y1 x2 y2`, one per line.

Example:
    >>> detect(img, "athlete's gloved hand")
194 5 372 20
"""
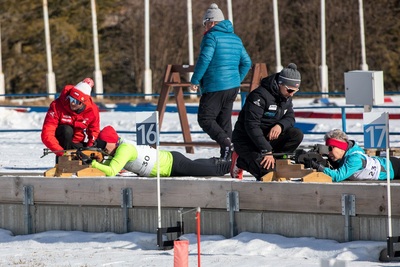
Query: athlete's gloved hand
311 160 325 172
76 148 93 165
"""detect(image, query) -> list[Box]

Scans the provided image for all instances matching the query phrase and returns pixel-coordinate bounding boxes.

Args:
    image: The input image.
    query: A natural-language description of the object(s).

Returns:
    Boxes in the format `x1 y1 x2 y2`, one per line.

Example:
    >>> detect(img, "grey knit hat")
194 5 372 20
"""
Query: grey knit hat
278 63 301 89
203 3 225 26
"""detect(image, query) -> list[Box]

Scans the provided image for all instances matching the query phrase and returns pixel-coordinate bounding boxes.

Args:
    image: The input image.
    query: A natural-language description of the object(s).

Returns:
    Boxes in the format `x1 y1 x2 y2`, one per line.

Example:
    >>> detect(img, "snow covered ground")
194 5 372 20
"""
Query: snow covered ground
1 97 400 266
0 228 393 267
2 96 400 172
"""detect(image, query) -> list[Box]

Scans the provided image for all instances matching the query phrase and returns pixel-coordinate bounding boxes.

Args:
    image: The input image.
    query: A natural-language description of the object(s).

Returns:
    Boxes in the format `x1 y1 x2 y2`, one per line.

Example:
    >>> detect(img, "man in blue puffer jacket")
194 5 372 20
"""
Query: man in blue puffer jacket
191 3 252 162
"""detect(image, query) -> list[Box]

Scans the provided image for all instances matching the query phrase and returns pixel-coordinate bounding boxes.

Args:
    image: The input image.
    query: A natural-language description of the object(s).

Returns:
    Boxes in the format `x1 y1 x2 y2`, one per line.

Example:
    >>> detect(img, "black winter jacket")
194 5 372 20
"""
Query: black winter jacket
232 73 296 152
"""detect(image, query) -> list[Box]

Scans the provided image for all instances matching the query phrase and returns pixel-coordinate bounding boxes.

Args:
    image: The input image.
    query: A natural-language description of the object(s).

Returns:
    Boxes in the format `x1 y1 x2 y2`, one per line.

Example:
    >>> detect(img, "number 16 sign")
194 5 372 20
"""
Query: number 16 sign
136 111 159 145
363 112 389 149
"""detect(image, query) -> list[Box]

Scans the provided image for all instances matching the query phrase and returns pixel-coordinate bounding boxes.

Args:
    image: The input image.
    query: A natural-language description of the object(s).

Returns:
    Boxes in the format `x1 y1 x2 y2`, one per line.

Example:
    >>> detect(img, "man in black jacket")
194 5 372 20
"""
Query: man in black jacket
231 63 304 180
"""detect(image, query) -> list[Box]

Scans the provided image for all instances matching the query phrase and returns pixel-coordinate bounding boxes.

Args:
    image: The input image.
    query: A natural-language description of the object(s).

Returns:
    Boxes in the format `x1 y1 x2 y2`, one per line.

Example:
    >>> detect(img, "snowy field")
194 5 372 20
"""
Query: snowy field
2 96 400 172
1 96 400 266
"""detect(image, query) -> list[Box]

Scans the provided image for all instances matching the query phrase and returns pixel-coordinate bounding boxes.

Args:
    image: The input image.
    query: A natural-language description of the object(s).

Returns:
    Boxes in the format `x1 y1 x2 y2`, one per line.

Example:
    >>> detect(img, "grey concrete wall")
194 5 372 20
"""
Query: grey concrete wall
1 203 399 242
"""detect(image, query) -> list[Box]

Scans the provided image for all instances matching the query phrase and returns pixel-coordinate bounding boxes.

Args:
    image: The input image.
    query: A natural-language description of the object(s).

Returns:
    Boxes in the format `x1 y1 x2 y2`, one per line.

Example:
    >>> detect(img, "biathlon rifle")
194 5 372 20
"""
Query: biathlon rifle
273 144 331 168
41 147 109 162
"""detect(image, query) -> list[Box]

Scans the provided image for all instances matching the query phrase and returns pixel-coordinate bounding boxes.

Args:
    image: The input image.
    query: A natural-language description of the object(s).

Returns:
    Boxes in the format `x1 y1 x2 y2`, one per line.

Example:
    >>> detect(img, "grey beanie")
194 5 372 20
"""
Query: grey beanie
203 3 225 25
278 63 301 89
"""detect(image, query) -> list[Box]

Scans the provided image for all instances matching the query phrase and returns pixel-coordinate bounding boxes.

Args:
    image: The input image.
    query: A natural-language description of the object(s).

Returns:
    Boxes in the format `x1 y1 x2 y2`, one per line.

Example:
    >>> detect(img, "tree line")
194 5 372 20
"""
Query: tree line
0 0 399 97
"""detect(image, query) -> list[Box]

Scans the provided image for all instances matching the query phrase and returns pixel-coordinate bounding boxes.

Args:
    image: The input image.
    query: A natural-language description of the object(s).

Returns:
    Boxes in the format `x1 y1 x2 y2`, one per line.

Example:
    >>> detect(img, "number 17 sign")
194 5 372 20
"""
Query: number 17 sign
363 112 389 149
136 111 159 145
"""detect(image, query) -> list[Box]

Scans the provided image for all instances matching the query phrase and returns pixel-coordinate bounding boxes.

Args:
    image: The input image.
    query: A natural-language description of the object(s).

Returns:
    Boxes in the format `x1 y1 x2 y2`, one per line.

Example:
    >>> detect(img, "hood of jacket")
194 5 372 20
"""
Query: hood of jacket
260 74 288 103
208 20 234 34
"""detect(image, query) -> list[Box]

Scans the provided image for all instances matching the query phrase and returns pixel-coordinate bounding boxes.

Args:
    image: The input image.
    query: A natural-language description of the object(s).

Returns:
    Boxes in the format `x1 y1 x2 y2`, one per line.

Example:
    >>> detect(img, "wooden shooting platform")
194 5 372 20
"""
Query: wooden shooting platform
261 159 332 183
156 63 268 153
44 150 105 178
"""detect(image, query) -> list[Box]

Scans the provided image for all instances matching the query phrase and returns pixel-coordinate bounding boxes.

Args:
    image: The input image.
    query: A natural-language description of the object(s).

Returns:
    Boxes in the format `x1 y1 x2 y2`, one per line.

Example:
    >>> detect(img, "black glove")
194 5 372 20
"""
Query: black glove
76 148 93 165
303 157 312 168
311 160 325 172
93 139 107 150
293 149 307 163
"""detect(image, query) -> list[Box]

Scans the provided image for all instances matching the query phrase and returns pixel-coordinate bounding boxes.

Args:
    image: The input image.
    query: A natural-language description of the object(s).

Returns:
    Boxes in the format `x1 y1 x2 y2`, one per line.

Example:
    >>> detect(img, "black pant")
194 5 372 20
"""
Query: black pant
235 127 304 180
55 125 85 163
55 125 85 150
390 157 400 179
170 151 230 176
197 88 239 156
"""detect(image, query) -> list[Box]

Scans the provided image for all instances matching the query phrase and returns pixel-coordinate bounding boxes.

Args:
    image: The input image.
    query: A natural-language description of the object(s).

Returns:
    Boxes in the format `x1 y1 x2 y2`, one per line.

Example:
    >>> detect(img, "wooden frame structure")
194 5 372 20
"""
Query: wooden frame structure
262 159 332 182
44 150 105 178
156 64 268 153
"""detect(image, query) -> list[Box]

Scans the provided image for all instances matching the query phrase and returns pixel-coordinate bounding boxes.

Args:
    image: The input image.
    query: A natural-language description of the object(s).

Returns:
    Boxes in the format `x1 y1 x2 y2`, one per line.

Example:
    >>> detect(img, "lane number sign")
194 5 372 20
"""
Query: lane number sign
136 112 159 145
363 112 389 149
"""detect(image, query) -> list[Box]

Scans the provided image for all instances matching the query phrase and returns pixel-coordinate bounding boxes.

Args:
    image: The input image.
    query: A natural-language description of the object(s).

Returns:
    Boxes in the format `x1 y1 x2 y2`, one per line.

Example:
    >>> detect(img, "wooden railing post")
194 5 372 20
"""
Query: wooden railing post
156 65 195 153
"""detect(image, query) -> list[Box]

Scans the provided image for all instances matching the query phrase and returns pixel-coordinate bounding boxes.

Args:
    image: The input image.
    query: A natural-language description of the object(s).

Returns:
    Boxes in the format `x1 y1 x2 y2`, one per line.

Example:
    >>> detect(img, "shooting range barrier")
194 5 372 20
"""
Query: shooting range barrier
1 175 400 244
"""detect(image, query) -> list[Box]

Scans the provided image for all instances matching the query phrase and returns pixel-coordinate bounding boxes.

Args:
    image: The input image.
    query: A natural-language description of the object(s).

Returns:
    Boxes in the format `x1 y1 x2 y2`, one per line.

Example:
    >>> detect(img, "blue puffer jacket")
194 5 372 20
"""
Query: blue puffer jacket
191 20 252 94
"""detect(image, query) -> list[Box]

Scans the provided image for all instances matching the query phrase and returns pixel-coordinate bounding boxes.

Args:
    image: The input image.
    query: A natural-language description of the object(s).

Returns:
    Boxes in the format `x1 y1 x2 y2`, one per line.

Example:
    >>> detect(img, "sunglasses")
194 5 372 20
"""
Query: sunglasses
328 146 334 152
283 84 299 94
67 95 82 105
203 18 211 26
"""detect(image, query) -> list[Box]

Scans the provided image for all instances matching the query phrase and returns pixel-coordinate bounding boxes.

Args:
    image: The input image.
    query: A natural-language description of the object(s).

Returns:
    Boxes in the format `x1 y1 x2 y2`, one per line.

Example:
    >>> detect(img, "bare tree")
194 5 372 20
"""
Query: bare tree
0 0 399 96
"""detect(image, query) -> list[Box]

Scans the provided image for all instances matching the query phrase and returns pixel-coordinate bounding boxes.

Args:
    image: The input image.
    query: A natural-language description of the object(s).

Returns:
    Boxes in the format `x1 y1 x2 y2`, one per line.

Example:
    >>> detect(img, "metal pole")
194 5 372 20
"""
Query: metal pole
187 0 196 99
358 0 369 70
227 191 239 237
91 0 104 99
385 113 392 237
0 23 5 101
121 188 132 233
227 0 233 24
156 111 161 229
386 147 392 237
341 107 347 132
23 186 34 234
272 0 282 72
42 0 56 100
144 0 152 100
319 0 329 95
342 194 354 242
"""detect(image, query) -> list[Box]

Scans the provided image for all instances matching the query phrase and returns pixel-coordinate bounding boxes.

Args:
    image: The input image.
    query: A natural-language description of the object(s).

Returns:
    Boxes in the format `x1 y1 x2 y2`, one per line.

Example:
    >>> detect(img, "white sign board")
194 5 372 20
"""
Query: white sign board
363 112 389 149
136 112 159 145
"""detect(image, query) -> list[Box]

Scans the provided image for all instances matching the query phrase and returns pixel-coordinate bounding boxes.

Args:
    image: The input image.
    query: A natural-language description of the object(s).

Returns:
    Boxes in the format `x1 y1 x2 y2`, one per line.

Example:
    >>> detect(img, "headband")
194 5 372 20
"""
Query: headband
326 138 348 151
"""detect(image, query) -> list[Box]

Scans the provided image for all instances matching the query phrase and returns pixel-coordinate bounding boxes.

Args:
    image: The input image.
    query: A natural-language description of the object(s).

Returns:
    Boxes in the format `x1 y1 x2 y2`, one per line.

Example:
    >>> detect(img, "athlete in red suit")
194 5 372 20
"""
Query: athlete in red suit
41 78 100 156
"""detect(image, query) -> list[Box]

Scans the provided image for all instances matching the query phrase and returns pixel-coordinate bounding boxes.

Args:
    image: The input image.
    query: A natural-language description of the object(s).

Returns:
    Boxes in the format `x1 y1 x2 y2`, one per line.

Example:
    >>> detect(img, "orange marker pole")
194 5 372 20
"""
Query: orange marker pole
196 207 201 267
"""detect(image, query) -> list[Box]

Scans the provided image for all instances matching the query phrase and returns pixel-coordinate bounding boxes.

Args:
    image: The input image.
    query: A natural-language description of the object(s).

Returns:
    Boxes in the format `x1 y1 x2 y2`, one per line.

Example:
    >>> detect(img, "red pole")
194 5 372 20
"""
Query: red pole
196 207 201 267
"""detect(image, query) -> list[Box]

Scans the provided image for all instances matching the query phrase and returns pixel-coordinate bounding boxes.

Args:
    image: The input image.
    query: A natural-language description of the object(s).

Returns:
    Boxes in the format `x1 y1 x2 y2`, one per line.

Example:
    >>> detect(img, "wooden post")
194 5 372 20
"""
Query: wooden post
156 65 195 153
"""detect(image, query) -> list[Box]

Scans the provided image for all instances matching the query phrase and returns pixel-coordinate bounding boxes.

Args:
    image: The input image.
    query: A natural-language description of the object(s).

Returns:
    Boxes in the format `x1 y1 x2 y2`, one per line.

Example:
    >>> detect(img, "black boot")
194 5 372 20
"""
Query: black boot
220 138 233 161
